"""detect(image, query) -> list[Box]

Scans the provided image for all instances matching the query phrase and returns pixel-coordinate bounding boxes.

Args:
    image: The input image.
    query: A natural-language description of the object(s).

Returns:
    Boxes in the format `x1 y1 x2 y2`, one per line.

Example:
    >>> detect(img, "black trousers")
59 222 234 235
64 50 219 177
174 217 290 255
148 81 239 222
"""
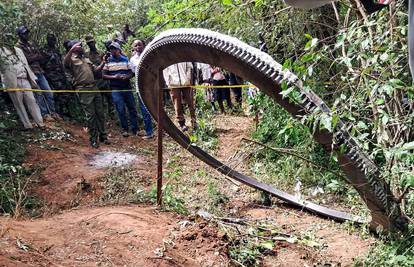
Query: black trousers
212 79 232 112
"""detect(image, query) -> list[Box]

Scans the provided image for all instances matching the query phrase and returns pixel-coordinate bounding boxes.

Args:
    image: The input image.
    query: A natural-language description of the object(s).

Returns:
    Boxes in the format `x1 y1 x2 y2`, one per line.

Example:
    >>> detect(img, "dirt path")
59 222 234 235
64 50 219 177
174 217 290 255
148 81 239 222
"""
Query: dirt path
0 120 228 267
212 114 253 161
0 206 227 267
24 122 157 213
211 114 374 266
0 115 374 266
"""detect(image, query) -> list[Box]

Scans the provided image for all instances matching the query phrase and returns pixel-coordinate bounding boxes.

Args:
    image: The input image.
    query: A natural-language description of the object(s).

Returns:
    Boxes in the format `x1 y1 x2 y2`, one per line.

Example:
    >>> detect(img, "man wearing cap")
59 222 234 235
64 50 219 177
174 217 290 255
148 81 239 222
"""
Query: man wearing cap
41 33 72 118
15 25 60 122
85 34 114 118
103 42 138 137
63 40 110 148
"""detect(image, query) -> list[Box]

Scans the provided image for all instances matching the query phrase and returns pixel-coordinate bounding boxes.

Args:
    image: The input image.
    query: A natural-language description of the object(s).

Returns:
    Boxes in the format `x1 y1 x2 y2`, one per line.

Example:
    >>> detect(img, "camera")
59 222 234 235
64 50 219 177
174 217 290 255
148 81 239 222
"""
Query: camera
104 52 111 61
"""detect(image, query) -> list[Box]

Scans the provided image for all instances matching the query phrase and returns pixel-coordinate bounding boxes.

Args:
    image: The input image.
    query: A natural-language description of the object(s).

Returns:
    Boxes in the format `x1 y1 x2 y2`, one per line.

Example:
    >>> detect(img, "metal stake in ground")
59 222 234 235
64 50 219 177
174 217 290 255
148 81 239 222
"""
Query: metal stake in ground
157 69 164 206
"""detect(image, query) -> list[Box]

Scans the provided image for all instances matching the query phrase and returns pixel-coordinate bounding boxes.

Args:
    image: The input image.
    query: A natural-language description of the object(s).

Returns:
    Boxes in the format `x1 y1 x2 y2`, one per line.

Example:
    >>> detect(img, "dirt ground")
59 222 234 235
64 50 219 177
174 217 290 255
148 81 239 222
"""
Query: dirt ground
208 115 374 266
0 114 374 266
0 206 228 267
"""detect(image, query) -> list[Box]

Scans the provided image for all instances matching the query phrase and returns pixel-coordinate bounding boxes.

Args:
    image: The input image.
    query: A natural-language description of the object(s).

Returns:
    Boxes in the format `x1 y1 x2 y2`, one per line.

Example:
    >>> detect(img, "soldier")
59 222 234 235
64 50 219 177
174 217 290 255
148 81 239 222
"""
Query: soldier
63 40 110 148
15 25 60 121
85 34 114 119
41 33 72 118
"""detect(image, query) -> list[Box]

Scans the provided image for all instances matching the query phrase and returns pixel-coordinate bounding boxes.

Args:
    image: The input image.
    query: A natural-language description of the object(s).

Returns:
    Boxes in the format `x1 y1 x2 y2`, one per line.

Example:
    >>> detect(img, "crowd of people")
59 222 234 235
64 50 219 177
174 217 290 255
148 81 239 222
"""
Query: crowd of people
0 24 154 148
0 24 249 147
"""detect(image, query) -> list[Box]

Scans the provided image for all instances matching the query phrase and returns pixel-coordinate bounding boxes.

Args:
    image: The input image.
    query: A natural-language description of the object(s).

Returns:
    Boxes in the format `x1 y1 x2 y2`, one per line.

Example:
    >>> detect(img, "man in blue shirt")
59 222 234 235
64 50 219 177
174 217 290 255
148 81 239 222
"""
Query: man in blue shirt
103 42 138 137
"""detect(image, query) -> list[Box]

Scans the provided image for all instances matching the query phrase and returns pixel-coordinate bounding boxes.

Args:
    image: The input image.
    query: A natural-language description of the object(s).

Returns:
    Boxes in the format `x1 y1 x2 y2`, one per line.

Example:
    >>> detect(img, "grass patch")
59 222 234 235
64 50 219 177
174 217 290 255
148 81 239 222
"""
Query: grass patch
362 234 414 267
99 167 151 204
100 166 189 215
0 109 41 216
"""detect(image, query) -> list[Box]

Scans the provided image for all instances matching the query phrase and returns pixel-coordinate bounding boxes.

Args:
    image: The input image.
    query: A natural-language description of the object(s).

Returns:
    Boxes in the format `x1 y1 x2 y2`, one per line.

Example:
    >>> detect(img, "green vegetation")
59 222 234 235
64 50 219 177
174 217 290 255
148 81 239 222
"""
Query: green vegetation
149 184 189 215
0 108 40 216
363 235 414 267
100 166 189 214
1 0 414 265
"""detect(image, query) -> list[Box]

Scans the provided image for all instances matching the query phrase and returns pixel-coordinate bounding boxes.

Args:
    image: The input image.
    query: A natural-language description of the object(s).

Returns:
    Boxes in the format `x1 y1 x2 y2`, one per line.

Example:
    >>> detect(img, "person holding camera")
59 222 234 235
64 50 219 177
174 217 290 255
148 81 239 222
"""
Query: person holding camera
102 42 139 137
63 40 110 148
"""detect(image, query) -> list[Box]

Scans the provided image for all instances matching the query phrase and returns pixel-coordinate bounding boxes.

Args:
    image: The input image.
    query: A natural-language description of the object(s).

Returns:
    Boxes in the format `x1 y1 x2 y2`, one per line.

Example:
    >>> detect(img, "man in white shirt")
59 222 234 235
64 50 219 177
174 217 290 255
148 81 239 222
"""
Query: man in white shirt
130 40 145 73
163 62 197 131
130 39 154 139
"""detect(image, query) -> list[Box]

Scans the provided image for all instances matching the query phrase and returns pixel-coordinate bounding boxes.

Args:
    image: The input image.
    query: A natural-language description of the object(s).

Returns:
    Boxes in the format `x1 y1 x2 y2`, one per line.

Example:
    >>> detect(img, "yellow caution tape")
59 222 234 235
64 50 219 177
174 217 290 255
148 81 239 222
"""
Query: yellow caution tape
0 88 133 93
0 84 257 94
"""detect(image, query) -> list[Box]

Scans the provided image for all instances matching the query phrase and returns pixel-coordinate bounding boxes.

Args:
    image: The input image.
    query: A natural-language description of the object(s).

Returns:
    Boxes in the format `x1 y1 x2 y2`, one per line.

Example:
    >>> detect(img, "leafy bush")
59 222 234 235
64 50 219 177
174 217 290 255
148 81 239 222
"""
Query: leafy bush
149 184 189 215
363 234 414 267
0 109 38 216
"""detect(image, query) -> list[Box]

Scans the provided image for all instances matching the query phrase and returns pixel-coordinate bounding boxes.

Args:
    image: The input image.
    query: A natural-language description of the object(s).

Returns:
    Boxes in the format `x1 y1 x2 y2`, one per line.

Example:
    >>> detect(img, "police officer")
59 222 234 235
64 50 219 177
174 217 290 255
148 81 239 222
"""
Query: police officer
85 34 114 119
63 40 110 148
41 33 72 118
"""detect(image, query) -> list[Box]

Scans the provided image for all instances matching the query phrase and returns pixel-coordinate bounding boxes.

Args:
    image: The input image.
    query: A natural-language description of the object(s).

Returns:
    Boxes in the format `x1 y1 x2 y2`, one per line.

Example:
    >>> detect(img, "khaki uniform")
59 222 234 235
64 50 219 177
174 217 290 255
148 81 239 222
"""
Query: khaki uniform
65 54 106 143
86 49 114 117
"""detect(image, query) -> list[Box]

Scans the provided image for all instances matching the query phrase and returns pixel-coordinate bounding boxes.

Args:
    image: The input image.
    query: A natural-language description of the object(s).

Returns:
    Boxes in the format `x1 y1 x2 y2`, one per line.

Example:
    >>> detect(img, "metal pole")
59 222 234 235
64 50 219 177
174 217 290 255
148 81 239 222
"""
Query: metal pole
156 69 163 206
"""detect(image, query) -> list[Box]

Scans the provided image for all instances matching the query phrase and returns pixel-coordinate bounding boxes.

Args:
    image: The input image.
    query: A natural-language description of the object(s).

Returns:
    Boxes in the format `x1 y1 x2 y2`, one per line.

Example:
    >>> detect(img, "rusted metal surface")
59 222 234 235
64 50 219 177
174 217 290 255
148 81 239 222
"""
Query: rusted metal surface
157 69 163 206
136 28 408 232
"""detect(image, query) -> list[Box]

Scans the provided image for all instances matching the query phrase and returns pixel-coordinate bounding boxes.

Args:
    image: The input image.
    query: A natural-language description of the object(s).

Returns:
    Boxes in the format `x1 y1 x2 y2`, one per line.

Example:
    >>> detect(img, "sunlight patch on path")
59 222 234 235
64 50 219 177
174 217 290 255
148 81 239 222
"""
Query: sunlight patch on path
90 151 138 168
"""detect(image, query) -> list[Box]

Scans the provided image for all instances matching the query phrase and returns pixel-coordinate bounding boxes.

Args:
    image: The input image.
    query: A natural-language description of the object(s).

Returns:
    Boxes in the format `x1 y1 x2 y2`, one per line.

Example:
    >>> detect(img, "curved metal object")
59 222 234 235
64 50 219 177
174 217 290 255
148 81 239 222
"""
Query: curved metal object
136 28 408 232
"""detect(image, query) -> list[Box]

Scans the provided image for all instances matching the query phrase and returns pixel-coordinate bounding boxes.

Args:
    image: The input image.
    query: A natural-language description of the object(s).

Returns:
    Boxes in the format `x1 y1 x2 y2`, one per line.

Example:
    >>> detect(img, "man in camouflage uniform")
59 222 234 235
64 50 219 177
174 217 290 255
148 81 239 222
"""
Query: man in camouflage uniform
85 34 114 119
41 33 72 118
64 40 110 148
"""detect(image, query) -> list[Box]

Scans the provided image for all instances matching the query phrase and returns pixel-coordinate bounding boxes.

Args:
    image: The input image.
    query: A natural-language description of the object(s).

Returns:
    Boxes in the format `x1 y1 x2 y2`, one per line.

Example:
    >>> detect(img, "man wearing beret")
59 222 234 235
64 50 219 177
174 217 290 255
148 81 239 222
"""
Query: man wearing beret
63 40 110 148
85 34 114 119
